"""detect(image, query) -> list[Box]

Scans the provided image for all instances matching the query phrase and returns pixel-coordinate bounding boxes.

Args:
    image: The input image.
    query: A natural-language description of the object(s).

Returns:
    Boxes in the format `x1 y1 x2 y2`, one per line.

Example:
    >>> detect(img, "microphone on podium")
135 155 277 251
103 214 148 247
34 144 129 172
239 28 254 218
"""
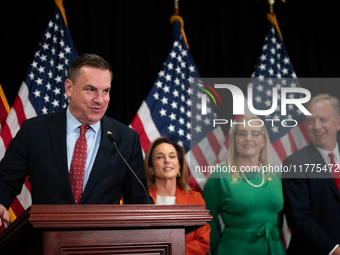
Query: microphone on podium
107 131 151 204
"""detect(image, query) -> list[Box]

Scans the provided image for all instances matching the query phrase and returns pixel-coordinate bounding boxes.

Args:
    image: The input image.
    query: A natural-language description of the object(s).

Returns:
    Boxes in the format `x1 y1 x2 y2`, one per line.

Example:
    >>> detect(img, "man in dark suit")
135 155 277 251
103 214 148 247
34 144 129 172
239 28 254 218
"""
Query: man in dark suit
283 94 340 255
0 53 152 226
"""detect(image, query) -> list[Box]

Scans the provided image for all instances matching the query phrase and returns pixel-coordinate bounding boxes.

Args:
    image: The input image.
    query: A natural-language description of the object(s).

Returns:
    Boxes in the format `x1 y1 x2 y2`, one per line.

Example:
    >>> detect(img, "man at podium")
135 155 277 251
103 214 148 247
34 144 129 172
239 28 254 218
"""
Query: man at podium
0 53 152 227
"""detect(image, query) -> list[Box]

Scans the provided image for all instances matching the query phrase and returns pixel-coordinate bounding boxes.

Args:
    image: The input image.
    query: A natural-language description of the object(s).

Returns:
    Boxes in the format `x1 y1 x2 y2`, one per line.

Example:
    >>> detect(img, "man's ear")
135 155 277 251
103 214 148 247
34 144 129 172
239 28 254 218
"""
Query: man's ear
65 79 72 98
337 116 340 132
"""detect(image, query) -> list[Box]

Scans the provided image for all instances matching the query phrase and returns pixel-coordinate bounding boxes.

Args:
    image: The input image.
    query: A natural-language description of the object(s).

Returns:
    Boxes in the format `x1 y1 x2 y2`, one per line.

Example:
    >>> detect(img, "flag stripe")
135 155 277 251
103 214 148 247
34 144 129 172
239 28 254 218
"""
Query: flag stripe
271 139 287 162
0 138 5 160
267 141 283 166
16 181 32 210
199 137 217 166
13 97 27 127
288 131 298 154
280 134 293 158
282 215 292 248
224 133 230 149
8 198 25 220
0 123 12 150
137 101 161 142
298 122 310 144
18 81 37 120
207 131 221 157
213 126 228 163
291 124 308 150
24 176 31 193
130 114 151 153
186 152 206 190
213 126 227 148
191 145 210 174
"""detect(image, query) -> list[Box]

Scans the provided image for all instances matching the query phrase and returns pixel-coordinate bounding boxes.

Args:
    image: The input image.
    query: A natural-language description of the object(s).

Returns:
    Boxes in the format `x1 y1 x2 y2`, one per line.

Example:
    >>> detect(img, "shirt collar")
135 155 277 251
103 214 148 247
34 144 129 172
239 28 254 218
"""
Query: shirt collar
316 143 340 163
66 107 100 134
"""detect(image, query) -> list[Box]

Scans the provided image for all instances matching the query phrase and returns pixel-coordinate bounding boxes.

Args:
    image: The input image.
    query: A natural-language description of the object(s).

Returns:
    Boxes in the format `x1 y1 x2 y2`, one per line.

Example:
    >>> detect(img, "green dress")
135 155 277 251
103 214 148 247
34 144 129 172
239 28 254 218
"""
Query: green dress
202 167 286 255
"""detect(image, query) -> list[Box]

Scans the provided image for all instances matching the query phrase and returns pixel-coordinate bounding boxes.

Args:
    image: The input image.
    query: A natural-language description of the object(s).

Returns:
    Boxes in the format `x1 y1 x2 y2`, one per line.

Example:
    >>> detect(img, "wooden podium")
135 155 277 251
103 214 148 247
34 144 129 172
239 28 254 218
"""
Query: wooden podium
0 204 212 254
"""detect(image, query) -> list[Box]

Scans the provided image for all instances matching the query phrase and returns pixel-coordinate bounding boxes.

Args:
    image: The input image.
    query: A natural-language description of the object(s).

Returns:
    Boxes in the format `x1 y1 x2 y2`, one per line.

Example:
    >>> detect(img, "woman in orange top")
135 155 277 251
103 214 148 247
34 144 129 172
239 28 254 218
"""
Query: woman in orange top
145 136 210 255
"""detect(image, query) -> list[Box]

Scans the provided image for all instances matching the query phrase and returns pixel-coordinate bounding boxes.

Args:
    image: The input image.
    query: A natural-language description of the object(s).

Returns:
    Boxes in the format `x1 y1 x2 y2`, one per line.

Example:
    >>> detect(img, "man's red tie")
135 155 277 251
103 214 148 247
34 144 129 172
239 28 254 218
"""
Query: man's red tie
69 125 90 204
329 152 340 192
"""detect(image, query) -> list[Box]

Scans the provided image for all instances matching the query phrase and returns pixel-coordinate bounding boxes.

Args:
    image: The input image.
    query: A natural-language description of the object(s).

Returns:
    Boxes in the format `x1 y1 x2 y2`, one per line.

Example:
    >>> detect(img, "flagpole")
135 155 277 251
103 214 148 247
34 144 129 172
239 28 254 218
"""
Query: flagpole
170 0 189 49
174 0 179 15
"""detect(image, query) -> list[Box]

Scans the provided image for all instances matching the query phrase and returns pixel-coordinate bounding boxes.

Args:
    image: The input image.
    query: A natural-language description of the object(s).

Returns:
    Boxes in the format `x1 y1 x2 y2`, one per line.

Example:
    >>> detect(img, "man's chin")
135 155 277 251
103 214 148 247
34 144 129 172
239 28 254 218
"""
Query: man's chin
87 115 104 124
312 139 334 150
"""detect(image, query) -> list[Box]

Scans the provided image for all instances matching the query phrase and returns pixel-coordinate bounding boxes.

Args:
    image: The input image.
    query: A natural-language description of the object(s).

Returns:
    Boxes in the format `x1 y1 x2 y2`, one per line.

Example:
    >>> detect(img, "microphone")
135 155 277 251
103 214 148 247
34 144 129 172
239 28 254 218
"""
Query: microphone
107 131 151 204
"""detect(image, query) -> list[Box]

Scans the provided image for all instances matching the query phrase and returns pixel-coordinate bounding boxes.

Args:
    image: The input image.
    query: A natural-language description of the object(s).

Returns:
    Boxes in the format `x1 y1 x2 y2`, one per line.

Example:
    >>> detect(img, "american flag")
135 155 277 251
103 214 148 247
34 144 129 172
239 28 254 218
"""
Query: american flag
248 15 310 164
0 84 10 233
130 15 227 191
236 14 310 170
0 5 77 231
225 14 310 248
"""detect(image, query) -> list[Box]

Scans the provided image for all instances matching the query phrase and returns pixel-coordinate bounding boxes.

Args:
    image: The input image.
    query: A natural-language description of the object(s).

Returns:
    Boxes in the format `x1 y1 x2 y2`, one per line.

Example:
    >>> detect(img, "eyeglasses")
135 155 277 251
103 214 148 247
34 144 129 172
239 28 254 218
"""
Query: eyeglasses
236 130 263 138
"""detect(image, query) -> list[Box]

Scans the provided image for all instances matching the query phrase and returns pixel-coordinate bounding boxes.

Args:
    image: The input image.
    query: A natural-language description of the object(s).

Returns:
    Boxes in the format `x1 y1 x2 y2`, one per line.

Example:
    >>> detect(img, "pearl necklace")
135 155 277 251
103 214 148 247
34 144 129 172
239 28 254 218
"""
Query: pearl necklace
240 168 265 188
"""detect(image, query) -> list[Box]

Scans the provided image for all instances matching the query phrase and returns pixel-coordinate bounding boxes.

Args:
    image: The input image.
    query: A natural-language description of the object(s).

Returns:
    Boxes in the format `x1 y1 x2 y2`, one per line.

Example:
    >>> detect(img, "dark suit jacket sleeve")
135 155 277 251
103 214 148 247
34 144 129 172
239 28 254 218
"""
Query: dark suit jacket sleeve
0 120 30 209
282 156 337 254
121 130 153 204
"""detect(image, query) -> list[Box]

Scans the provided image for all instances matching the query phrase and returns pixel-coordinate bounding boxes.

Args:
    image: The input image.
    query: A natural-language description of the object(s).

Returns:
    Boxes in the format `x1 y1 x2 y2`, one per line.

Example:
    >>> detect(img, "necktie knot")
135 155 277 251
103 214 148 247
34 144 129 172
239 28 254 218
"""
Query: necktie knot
329 152 335 162
79 125 90 135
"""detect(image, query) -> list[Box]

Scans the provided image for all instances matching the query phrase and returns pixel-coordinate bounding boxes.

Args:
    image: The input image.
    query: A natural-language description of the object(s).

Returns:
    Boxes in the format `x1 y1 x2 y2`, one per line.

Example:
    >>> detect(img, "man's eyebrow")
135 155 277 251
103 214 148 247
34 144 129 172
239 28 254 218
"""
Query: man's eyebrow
84 84 96 89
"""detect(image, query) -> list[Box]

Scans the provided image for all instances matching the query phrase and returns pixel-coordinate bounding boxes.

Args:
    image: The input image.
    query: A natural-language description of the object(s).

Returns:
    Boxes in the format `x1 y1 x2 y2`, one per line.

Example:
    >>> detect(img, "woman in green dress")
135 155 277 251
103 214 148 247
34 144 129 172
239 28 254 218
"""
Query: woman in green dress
202 116 286 255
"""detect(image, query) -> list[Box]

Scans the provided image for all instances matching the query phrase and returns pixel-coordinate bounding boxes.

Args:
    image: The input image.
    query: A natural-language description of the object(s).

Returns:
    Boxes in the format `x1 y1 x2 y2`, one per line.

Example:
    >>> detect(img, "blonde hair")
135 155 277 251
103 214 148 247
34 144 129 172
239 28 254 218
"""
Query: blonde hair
144 137 189 192
227 116 271 182
307 93 339 117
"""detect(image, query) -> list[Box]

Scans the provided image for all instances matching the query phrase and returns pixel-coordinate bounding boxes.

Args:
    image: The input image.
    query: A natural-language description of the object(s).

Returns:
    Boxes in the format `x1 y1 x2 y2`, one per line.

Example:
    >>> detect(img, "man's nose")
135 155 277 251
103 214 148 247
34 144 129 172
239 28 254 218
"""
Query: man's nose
94 94 104 104
313 119 322 129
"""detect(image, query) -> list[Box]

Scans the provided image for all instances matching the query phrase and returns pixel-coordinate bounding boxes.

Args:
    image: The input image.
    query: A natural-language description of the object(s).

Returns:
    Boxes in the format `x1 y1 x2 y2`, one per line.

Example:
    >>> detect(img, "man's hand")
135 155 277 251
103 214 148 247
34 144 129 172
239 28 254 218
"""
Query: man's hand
0 205 10 226
333 247 340 255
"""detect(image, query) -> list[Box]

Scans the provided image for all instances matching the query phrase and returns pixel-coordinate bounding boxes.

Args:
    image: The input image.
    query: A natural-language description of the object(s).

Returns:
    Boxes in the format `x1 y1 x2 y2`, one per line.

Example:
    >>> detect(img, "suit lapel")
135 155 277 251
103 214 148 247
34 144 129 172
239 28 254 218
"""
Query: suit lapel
307 142 340 201
48 109 75 203
80 115 115 202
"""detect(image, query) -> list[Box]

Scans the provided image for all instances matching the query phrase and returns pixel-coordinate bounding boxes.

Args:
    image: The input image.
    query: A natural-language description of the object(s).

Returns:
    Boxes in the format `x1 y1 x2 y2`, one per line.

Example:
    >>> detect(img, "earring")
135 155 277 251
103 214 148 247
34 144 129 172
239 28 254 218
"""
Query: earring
177 172 181 177
149 168 154 177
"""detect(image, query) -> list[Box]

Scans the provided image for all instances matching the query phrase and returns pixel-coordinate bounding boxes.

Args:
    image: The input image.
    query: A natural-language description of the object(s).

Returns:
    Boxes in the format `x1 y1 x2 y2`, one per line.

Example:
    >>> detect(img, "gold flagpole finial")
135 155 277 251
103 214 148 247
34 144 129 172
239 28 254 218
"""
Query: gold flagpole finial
268 0 275 14
266 0 286 14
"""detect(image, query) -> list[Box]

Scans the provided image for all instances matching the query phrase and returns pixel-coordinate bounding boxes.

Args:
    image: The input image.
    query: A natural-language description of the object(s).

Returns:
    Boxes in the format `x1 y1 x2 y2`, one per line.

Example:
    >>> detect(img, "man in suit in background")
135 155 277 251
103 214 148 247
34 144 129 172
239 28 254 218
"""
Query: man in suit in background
0 53 152 226
283 94 340 255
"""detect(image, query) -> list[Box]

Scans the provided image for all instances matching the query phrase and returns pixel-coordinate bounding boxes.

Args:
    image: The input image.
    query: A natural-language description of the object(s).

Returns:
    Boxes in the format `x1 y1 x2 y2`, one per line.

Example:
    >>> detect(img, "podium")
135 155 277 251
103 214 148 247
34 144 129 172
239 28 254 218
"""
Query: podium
0 204 212 254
